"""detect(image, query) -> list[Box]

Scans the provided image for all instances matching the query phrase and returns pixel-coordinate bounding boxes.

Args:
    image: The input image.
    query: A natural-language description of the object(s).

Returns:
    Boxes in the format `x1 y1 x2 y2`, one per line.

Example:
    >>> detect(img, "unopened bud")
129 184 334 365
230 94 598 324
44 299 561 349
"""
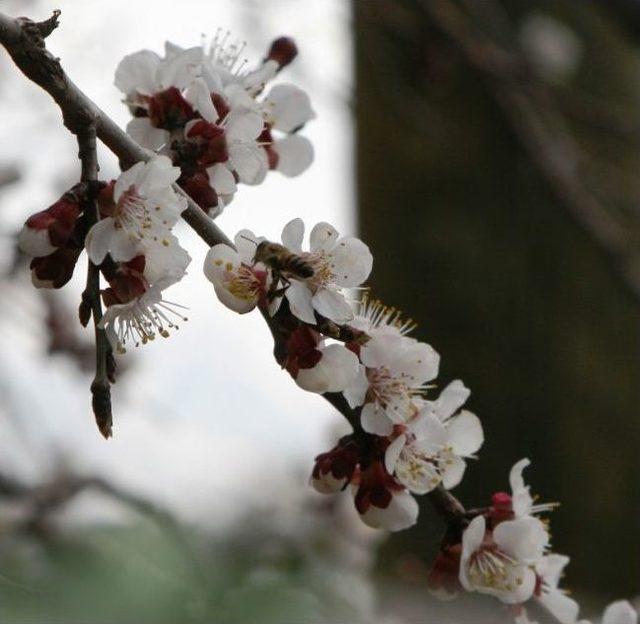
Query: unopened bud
267 36 298 68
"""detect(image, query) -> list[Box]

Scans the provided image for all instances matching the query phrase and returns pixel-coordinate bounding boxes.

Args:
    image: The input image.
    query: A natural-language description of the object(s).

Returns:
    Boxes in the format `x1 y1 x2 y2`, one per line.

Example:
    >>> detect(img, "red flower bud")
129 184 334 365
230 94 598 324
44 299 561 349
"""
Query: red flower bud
267 36 298 68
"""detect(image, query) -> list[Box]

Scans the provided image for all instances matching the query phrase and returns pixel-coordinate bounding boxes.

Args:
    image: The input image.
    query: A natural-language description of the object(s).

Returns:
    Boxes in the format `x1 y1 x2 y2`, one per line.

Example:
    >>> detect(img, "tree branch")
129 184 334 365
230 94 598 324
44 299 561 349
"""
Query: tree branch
0 9 468 530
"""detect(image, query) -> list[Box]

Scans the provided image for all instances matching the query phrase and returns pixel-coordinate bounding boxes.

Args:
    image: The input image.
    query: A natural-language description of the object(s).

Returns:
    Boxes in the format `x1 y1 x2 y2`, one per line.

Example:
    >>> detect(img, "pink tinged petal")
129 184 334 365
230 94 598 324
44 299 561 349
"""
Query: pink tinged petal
446 411 484 456
493 517 549 564
360 490 419 532
343 365 368 408
441 455 467 490
275 135 314 177
603 601 638 624
228 143 268 185
18 226 55 257
114 50 161 96
185 78 218 123
126 118 169 152
264 83 316 132
281 218 305 252
309 222 339 253
285 279 316 324
86 218 117 264
329 237 373 287
538 591 580 624
312 288 354 324
459 515 486 591
392 340 440 385
295 344 359 393
384 435 407 474
226 108 265 142
434 379 471 421
207 163 237 195
360 403 393 436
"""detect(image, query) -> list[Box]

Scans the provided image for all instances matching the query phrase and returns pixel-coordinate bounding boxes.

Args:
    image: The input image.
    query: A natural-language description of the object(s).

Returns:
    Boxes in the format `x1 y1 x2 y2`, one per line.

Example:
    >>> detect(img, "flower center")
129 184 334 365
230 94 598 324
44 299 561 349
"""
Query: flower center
468 546 521 593
114 186 153 239
224 264 263 301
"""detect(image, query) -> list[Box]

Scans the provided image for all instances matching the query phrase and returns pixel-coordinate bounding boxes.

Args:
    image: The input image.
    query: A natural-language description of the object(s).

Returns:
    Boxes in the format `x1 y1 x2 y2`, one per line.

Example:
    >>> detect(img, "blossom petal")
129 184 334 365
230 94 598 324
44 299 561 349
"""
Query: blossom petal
603 601 638 624
228 143 268 185
310 222 339 253
384 435 407 475
493 517 549 564
329 237 373 288
343 365 368 408
460 515 486 591
295 344 359 393
185 77 218 123
264 83 316 132
85 218 117 264
360 490 419 532
285 279 316 324
114 50 161 96
203 244 241 285
447 411 484 457
312 288 353 324
281 218 305 252
391 340 440 385
275 135 314 177
226 108 264 142
441 455 466 490
234 229 262 265
207 163 237 195
433 380 471 421
126 118 169 152
361 403 393 436
538 590 580 624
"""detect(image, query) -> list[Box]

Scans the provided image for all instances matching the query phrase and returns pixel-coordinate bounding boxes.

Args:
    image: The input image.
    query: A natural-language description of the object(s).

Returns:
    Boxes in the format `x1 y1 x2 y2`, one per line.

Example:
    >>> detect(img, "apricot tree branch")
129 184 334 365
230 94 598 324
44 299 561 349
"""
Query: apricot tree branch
0 9 468 530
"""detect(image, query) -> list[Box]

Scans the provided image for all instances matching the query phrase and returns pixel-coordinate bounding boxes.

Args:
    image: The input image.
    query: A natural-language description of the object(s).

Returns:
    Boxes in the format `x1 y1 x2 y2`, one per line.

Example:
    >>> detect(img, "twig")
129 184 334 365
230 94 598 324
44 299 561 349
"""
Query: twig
0 10 468 530
77 123 113 439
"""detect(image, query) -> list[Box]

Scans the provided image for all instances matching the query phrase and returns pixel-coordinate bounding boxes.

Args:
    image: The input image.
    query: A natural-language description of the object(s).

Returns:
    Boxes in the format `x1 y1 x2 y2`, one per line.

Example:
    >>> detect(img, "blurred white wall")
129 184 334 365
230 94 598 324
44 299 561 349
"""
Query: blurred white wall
0 0 354 527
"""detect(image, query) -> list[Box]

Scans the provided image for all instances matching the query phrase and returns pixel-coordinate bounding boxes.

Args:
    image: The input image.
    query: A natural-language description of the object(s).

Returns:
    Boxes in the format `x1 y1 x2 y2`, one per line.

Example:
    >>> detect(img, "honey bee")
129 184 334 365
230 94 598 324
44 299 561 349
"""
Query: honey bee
253 241 315 279
243 238 315 302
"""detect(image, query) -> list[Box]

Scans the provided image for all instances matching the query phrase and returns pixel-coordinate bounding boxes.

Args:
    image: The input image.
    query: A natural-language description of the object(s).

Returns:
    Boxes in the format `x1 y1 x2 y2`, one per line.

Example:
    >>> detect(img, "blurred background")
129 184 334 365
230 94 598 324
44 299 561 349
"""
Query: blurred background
0 0 639 622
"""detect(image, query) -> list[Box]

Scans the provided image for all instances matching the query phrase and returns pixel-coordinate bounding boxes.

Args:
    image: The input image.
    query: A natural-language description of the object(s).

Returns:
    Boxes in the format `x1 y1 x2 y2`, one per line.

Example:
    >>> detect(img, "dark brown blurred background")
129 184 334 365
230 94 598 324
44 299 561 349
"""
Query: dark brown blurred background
355 0 640 597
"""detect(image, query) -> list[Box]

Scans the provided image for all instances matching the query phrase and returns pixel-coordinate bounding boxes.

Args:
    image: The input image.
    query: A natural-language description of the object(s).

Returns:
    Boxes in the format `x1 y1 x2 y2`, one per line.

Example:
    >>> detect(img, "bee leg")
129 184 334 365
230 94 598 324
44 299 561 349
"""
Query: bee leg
268 274 292 301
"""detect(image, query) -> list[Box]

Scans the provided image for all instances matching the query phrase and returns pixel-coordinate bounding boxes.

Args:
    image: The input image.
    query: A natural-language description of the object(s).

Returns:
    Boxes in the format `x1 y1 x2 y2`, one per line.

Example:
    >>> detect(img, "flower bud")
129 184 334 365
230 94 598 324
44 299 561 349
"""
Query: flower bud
311 439 360 494
30 247 82 289
267 36 298 68
19 196 81 257
148 87 195 130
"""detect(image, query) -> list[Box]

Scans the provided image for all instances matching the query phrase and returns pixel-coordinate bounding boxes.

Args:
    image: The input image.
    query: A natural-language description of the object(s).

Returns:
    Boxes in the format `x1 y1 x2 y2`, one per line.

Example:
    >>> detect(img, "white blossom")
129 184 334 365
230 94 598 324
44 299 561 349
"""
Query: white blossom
460 515 547 605
279 218 373 325
344 333 440 436
85 157 186 268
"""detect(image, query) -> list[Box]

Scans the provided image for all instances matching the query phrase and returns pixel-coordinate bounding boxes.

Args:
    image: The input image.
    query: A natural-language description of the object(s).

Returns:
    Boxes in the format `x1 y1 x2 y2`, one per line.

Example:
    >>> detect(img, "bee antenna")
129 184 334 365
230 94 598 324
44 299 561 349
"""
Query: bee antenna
239 235 258 246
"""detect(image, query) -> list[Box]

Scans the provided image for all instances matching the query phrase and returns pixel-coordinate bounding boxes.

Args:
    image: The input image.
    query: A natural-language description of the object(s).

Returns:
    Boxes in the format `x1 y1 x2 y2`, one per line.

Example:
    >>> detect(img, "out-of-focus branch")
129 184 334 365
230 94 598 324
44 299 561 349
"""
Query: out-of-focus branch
420 0 640 301
0 471 176 533
0 10 469 531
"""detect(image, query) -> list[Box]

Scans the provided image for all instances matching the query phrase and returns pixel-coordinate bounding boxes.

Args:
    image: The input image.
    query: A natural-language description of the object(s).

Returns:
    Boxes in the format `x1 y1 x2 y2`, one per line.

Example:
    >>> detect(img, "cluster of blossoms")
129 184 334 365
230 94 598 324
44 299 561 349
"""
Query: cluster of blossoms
115 31 315 217
13 23 637 624
19 156 191 354
204 217 483 531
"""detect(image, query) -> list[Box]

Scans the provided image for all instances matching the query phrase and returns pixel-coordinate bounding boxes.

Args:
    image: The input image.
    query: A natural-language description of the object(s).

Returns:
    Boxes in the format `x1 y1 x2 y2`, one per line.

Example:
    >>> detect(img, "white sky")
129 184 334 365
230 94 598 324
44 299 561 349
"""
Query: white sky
0 0 355 527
